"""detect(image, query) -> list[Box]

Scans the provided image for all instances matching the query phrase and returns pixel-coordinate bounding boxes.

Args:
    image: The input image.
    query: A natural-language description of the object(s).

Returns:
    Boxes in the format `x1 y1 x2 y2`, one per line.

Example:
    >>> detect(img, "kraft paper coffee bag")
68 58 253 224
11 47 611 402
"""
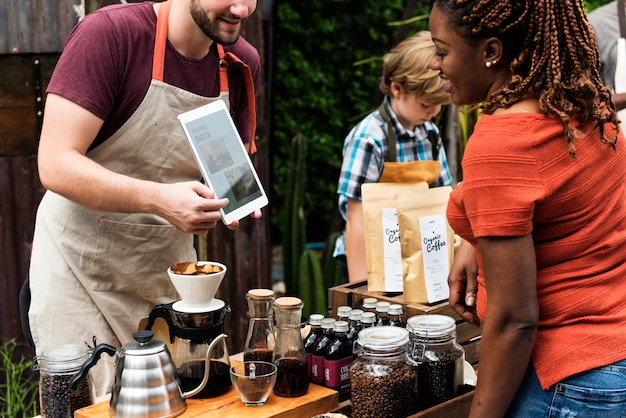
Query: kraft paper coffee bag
361 182 429 292
396 186 455 304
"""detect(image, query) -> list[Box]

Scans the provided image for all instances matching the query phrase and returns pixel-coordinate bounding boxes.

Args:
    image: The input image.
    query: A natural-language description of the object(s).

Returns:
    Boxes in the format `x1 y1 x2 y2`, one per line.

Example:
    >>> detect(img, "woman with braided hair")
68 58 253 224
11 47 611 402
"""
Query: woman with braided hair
429 0 626 416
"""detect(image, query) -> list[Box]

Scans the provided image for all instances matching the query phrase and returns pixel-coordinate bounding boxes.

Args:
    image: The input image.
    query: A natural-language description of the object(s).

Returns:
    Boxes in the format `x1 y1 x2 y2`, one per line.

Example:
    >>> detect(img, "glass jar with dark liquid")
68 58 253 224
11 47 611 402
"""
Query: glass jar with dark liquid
243 289 276 363
272 297 309 397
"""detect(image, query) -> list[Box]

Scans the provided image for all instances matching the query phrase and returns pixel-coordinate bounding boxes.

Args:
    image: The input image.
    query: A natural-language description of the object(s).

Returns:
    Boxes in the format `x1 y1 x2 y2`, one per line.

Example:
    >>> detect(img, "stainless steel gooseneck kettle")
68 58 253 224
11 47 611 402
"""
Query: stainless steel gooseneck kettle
70 330 227 418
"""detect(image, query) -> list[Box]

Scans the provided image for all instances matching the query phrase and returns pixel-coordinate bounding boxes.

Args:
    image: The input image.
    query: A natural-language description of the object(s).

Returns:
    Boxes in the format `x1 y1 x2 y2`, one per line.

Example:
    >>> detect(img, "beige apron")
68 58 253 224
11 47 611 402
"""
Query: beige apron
29 1 240 396
376 102 441 184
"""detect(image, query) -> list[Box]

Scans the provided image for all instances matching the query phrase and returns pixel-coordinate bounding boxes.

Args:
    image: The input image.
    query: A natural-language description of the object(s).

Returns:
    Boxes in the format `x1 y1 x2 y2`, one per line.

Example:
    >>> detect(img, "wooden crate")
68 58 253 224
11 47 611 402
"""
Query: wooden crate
327 280 482 365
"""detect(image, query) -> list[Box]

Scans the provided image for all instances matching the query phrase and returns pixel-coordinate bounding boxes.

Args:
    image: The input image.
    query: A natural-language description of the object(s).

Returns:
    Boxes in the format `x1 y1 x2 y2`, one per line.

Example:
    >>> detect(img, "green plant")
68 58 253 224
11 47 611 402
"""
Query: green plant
0 339 39 418
282 133 307 297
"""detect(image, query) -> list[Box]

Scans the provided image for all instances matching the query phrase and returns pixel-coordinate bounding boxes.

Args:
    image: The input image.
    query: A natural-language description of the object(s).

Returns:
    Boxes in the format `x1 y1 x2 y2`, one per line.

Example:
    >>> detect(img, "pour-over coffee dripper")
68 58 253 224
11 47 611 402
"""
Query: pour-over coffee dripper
167 261 227 312
144 260 232 399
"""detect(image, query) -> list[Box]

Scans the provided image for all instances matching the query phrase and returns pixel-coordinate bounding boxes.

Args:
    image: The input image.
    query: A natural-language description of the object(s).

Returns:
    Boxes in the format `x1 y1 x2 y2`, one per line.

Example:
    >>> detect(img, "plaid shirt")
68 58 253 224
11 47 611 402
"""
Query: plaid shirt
334 97 453 257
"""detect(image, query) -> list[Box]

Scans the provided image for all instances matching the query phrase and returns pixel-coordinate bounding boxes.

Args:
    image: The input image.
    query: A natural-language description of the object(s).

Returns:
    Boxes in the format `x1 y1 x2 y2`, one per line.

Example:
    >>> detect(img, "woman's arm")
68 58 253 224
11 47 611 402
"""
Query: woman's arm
469 234 538 418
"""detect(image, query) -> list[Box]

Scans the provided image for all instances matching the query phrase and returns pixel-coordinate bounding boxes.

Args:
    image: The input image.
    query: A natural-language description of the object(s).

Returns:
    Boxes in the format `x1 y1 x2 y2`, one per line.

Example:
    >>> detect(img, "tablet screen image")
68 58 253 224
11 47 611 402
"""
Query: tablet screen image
178 100 268 224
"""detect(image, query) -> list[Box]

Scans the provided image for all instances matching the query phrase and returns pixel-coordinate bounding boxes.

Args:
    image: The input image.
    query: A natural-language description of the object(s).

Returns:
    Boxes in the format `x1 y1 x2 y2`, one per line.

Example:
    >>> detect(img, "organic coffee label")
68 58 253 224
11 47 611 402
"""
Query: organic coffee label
418 214 450 302
381 208 403 292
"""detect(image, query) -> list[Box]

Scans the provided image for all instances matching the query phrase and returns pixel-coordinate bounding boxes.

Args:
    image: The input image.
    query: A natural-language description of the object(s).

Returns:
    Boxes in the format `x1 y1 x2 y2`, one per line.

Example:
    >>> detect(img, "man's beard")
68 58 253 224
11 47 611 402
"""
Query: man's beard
190 1 244 46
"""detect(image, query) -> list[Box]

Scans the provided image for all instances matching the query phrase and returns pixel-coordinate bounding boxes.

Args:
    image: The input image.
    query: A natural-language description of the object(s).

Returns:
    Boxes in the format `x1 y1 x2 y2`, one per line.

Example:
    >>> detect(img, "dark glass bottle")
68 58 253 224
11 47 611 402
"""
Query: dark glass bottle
346 309 363 350
303 313 325 381
375 301 390 326
324 320 353 402
388 304 404 327
311 318 335 385
360 312 376 329
336 305 351 322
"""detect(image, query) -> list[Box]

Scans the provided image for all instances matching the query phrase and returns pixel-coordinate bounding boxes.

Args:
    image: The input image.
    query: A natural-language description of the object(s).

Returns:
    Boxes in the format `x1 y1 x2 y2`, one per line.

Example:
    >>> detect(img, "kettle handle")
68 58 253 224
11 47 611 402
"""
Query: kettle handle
181 333 227 399
70 343 117 391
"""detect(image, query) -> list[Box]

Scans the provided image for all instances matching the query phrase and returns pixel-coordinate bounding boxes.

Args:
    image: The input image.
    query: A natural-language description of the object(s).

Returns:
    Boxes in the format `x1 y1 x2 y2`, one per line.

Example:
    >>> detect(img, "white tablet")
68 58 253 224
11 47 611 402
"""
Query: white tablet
177 100 268 225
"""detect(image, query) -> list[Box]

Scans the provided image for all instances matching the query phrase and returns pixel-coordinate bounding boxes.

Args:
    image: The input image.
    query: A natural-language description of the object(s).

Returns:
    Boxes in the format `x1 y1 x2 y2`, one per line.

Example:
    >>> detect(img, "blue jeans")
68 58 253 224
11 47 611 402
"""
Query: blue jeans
505 359 626 417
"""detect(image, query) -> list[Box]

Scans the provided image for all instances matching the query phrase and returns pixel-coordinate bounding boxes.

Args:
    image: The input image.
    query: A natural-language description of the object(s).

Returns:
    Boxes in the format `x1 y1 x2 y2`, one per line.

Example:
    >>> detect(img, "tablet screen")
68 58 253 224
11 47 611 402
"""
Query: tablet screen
178 100 268 223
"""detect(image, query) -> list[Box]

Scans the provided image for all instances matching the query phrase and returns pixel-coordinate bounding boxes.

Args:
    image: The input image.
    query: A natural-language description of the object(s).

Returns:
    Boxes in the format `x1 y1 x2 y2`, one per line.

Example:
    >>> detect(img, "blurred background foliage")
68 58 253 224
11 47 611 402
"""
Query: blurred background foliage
269 0 612 249
270 0 433 246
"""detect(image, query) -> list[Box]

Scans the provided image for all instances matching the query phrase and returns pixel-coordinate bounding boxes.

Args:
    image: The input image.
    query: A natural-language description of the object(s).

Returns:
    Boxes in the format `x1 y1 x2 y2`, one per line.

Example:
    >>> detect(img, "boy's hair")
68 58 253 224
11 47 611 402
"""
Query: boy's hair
379 31 451 105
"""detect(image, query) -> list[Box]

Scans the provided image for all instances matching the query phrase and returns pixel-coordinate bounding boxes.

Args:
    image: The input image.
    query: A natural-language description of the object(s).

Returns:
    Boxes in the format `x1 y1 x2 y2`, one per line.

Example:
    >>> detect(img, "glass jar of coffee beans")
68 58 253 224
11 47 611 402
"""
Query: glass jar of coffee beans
350 327 418 418
406 314 464 410
33 344 94 417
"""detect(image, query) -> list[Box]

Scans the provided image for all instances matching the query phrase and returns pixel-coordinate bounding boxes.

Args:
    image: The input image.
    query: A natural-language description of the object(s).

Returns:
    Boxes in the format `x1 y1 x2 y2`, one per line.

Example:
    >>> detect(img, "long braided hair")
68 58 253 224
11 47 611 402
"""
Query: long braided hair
434 0 619 157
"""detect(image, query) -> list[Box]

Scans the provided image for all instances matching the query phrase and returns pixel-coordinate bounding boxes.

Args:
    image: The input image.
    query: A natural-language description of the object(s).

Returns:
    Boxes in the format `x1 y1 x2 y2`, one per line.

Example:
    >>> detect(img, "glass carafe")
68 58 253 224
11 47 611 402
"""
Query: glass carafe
243 289 276 363
272 296 309 397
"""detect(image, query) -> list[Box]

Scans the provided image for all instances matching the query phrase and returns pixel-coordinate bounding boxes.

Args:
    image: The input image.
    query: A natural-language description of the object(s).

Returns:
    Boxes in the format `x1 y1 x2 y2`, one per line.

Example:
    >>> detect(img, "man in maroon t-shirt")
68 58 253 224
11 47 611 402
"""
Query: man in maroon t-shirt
28 0 261 396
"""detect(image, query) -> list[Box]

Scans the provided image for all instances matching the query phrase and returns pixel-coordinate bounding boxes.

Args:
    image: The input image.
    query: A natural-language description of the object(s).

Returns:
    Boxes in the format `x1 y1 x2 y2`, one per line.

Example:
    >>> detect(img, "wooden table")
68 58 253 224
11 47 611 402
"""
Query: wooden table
74 383 338 418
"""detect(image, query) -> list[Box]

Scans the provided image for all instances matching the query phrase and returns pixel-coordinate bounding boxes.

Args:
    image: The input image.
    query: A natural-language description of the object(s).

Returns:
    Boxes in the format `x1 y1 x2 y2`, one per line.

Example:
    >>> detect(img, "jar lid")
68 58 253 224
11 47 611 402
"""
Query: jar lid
362 297 377 308
35 344 90 372
247 288 275 300
273 296 303 307
357 326 409 349
406 314 456 337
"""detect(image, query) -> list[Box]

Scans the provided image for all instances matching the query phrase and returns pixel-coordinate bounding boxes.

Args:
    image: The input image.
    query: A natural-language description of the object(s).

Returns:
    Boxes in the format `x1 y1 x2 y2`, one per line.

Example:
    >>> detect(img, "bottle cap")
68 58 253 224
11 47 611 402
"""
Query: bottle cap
388 304 403 315
375 301 390 313
349 309 363 321
309 313 324 326
321 318 336 330
333 320 349 333
337 306 352 318
362 297 378 308
360 312 376 324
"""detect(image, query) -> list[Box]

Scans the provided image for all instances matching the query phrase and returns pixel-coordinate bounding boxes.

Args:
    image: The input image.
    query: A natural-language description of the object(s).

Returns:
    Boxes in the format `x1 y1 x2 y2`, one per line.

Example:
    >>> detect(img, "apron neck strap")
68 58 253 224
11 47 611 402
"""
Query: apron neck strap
617 0 626 38
378 101 396 162
152 2 257 154
219 46 257 154
152 0 170 81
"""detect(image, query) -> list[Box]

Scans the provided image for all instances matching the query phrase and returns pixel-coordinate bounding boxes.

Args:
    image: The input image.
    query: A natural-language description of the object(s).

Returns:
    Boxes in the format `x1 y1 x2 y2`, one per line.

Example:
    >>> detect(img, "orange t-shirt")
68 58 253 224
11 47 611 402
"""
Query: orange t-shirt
447 113 626 389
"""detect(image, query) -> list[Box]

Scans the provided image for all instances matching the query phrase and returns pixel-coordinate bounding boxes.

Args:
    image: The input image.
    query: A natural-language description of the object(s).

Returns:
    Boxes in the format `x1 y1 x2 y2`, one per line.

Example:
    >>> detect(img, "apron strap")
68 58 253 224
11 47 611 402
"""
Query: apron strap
377 101 440 161
617 0 626 38
378 102 397 162
152 2 256 154
152 0 170 81
218 45 258 154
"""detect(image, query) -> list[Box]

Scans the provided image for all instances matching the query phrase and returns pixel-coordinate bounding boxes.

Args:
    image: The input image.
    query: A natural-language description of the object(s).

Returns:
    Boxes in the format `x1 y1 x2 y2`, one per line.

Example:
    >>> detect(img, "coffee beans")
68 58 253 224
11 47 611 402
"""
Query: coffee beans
416 353 462 410
40 373 91 417
350 360 418 417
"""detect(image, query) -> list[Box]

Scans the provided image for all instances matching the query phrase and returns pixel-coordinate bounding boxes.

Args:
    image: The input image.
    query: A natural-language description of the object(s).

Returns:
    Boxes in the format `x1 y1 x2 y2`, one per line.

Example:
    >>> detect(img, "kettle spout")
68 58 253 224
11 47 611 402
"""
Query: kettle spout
181 333 227 399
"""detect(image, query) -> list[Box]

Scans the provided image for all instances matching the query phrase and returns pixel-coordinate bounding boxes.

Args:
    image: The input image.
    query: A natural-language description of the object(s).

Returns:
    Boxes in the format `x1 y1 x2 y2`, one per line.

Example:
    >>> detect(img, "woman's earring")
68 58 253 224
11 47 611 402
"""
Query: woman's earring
485 60 497 68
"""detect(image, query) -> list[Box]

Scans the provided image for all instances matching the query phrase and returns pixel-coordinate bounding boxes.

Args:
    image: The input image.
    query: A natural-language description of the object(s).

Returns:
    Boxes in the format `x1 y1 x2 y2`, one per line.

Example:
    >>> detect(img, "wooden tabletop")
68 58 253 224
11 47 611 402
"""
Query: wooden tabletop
74 382 338 418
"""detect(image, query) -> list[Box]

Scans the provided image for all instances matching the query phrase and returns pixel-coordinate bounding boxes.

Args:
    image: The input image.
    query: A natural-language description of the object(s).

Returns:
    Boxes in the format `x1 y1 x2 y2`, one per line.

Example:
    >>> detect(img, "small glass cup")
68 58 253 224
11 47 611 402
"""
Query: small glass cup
229 361 277 406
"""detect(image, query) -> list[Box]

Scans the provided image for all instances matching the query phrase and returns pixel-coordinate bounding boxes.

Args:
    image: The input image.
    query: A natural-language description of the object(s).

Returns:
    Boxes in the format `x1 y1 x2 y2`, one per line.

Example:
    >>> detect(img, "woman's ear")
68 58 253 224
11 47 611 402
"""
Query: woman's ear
483 37 503 66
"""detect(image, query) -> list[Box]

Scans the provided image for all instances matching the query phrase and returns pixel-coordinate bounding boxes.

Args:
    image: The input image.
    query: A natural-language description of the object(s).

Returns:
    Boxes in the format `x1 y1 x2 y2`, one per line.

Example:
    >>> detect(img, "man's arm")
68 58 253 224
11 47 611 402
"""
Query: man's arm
38 94 235 233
